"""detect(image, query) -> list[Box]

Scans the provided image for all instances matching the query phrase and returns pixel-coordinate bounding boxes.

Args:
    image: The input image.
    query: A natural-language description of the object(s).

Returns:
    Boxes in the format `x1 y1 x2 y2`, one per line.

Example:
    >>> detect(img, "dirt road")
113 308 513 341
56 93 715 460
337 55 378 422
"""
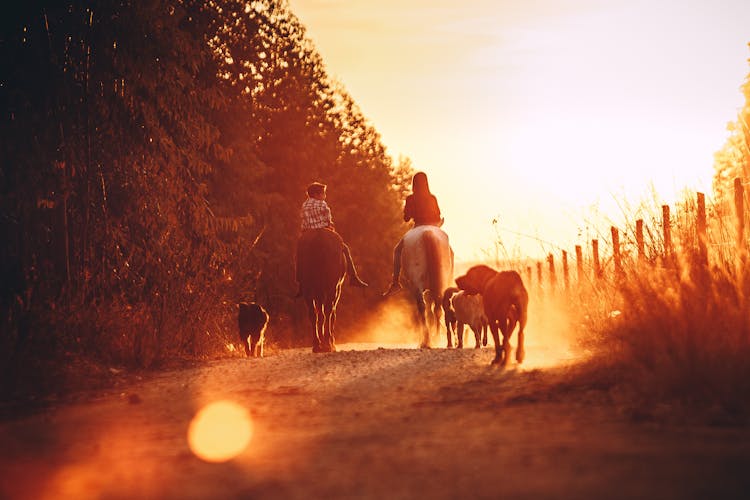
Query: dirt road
1 343 749 499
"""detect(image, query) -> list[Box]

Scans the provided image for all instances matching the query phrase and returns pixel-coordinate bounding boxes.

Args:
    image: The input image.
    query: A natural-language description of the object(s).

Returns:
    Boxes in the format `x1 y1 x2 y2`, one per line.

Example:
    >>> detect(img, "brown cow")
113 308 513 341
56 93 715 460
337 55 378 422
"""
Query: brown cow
455 265 528 366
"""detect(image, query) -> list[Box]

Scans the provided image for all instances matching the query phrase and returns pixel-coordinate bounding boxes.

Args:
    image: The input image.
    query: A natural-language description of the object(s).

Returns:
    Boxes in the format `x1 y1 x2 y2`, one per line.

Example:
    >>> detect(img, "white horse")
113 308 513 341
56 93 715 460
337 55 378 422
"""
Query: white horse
400 225 454 348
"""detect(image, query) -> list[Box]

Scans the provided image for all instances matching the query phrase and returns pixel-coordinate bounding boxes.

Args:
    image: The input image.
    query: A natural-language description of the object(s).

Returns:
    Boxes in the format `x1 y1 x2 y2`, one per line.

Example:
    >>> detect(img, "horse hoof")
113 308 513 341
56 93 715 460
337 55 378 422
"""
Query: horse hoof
420 343 431 349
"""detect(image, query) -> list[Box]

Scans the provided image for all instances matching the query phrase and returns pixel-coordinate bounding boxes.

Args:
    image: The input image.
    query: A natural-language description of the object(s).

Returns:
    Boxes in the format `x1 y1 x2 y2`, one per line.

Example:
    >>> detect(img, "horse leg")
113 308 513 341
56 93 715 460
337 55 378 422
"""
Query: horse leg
319 302 328 352
425 297 436 345
489 320 502 365
256 331 264 358
431 298 442 347
317 302 327 353
328 283 342 352
415 293 430 348
321 300 337 353
307 299 322 353
313 301 327 353
327 305 337 352
445 320 454 349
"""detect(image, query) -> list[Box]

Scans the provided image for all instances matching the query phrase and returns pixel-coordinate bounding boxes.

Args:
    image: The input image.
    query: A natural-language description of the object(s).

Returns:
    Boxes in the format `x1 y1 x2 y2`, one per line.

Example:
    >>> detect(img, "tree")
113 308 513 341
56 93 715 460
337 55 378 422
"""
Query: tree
0 0 412 391
713 47 750 202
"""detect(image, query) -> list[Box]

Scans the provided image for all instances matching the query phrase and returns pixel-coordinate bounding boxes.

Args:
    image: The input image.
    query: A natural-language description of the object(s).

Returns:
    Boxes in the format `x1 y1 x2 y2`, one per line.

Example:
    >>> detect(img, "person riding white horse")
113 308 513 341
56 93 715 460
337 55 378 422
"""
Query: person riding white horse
383 172 446 297
383 172 453 348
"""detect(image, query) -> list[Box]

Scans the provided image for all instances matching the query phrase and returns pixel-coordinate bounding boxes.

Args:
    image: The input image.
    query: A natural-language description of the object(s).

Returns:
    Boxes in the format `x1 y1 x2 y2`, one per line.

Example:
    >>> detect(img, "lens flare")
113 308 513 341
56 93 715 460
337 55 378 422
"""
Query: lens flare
188 400 253 463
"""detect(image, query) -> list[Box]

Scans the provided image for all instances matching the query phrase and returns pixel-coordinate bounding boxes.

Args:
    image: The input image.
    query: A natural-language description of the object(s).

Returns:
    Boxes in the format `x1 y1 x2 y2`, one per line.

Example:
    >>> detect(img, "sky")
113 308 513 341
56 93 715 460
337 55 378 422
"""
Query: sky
288 0 750 262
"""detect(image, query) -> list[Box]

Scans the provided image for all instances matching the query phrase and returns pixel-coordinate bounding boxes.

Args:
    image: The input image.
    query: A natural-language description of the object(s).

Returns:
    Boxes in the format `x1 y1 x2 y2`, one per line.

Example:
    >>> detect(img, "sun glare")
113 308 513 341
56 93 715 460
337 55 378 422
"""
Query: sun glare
290 0 749 263
188 400 253 463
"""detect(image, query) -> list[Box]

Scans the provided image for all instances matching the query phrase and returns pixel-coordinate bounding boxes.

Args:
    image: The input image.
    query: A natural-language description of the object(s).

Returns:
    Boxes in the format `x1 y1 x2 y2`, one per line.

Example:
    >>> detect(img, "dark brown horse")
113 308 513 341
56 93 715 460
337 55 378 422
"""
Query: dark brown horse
297 229 347 353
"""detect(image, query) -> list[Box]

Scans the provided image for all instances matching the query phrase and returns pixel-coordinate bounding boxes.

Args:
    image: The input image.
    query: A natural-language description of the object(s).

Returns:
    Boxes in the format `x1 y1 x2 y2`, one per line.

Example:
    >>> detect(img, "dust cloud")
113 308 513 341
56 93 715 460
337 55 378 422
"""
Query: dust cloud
342 285 584 371
523 289 584 368
346 296 424 348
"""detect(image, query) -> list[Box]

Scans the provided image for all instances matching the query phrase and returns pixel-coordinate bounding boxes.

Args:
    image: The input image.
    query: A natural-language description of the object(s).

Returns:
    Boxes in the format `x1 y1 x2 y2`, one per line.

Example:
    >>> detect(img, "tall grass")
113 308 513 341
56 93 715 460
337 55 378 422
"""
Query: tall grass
563 193 750 424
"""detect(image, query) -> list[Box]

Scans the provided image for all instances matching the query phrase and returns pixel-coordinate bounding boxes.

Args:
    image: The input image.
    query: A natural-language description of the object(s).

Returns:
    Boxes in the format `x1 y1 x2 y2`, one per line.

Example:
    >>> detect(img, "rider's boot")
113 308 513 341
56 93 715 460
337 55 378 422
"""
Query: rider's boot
382 280 402 297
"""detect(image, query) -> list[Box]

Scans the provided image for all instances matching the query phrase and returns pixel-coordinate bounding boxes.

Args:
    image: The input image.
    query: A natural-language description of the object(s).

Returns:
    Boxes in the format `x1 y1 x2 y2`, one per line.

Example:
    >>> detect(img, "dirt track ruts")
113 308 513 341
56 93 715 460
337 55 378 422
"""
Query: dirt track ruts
1 343 749 499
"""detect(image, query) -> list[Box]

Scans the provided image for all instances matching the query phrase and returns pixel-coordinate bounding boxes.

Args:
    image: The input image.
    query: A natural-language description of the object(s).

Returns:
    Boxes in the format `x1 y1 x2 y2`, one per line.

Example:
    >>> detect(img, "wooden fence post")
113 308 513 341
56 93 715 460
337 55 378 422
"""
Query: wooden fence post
662 205 672 261
636 219 645 264
611 226 622 278
735 178 746 255
526 266 532 288
696 192 707 266
562 250 569 291
592 239 601 279
536 261 543 292
547 253 556 291
575 245 583 283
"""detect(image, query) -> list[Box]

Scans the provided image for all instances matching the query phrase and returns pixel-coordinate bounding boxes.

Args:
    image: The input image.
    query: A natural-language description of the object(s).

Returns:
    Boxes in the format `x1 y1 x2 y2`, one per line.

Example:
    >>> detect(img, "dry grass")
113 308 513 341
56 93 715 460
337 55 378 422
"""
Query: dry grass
554 196 750 425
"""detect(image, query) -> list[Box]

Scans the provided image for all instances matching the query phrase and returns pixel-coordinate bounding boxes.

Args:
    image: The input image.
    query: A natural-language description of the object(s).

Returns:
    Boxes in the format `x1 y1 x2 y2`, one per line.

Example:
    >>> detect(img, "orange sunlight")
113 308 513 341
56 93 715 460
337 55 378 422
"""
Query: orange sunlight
521 291 581 369
348 288 581 370
188 400 253 463
290 0 750 261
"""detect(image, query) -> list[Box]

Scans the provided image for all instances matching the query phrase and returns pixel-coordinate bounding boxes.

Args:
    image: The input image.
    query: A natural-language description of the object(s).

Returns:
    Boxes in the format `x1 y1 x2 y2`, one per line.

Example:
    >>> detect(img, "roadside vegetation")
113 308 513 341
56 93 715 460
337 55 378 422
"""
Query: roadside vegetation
2 1 749 429
536 67 750 424
0 0 412 399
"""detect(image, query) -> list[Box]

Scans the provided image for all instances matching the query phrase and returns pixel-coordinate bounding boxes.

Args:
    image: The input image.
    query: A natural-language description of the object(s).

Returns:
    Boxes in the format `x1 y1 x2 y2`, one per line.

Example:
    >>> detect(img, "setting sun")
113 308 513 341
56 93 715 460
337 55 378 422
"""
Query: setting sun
4 1 750 499
290 0 750 261
188 400 253 463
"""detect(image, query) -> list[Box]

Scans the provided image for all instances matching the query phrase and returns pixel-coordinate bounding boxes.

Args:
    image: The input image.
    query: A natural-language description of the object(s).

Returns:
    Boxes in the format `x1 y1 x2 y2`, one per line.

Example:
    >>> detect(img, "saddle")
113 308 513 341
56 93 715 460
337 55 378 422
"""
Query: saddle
296 228 346 296
298 227 343 250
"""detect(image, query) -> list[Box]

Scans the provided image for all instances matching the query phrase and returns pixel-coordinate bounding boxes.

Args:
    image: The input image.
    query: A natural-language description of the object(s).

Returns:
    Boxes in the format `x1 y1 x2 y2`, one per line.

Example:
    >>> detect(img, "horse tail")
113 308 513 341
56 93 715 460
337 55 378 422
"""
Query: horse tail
424 230 446 298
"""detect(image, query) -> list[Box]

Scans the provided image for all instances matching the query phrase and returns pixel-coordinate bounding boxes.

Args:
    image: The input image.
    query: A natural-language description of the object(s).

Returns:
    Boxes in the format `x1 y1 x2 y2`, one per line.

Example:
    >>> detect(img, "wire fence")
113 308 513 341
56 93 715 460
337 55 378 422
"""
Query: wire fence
513 177 749 294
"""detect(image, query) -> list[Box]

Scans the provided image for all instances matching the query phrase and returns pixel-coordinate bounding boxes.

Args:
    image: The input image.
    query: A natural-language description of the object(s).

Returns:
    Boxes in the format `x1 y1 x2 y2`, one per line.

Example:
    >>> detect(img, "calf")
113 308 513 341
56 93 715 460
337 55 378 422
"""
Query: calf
238 302 268 358
442 287 488 349
452 290 489 349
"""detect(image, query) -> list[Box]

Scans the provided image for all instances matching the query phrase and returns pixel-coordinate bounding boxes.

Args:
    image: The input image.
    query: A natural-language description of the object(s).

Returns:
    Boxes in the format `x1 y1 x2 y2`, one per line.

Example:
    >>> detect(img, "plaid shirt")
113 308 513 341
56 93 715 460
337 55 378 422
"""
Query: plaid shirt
300 197 333 230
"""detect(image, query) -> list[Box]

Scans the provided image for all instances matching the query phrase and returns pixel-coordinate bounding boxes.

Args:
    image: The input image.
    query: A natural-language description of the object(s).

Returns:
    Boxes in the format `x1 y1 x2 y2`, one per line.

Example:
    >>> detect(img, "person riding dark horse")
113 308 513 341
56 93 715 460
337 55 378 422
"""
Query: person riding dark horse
383 172 444 296
295 182 367 297
295 182 367 352
296 227 347 352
